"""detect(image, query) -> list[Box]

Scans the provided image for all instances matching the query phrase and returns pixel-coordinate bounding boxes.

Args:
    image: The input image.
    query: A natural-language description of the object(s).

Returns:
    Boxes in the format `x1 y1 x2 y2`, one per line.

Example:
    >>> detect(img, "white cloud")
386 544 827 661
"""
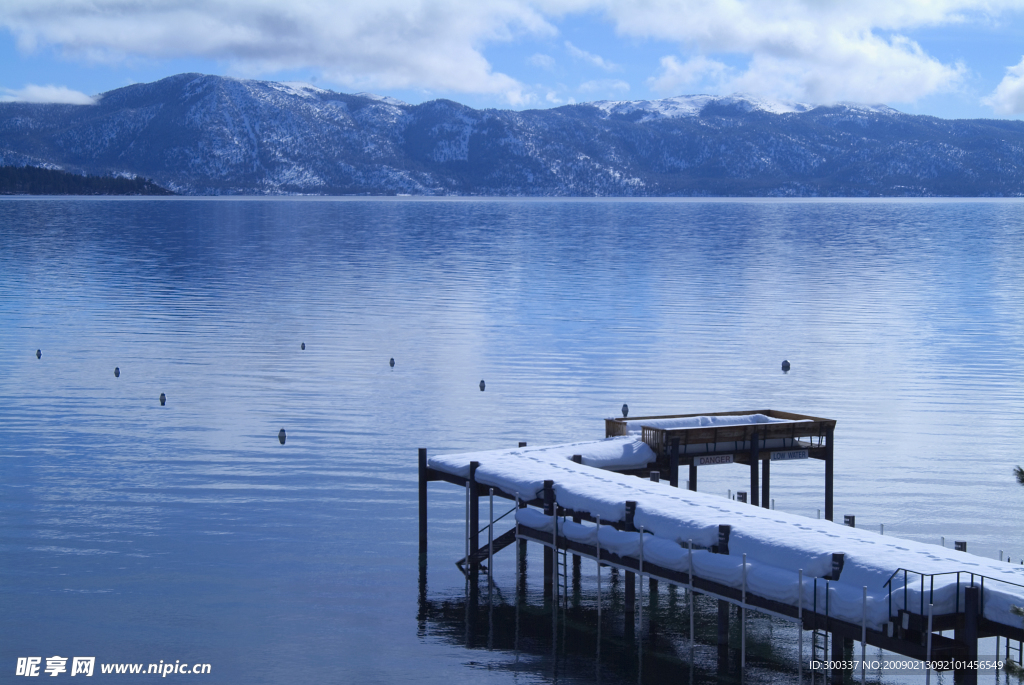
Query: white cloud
983 56 1024 114
0 0 1018 107
565 41 619 71
529 53 556 70
0 84 95 104
606 0 1002 103
579 78 630 94
648 55 731 93
0 0 556 105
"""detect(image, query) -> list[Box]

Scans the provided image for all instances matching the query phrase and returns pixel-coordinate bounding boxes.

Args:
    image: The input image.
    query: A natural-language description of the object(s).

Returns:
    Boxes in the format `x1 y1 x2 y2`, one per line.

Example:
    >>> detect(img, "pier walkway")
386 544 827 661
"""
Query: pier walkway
418 412 1024 683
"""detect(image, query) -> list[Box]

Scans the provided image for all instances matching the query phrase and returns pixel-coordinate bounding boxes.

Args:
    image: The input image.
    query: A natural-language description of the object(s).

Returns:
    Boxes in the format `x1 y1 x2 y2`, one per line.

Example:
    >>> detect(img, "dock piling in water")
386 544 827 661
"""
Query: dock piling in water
542 480 554 596
749 429 760 506
418 448 427 556
469 462 480 576
670 438 680 487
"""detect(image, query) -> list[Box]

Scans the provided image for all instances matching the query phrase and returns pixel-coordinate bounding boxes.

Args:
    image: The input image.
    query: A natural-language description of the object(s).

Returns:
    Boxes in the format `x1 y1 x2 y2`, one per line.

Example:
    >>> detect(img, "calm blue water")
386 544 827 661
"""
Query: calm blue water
2 198 1023 684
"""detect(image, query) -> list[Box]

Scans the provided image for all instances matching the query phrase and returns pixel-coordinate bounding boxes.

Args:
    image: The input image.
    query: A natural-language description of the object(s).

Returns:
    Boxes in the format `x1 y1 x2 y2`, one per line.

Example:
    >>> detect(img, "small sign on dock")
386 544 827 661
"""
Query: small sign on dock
770 449 808 461
695 454 734 466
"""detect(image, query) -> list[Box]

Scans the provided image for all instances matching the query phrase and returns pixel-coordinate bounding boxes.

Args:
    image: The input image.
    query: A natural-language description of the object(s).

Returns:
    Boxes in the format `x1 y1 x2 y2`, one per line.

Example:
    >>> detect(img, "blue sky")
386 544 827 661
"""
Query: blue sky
3 1 1024 119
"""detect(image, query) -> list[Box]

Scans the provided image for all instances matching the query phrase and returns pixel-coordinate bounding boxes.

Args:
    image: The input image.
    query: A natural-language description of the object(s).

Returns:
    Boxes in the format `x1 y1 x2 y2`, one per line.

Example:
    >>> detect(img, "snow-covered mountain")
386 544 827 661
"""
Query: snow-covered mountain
1 73 1023 196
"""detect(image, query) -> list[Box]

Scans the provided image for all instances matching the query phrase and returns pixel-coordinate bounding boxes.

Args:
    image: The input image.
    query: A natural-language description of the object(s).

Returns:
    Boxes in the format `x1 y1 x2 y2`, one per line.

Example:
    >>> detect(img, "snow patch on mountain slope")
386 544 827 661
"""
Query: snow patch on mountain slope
593 94 818 120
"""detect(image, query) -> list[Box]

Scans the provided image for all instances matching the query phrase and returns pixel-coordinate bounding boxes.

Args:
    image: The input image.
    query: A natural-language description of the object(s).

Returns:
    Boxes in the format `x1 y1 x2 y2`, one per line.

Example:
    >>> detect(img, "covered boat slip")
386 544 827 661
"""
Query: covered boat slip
419 411 1024 682
607 409 836 517
605 409 834 459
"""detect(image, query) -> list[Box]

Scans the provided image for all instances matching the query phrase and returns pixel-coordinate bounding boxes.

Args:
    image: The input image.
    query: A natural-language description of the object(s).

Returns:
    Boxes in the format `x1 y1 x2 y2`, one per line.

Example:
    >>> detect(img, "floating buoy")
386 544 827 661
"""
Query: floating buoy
301 342 305 350
278 428 286 445
479 380 486 391
36 349 41 359
622 403 629 418
389 357 395 368
781 359 791 372
159 393 166 406
114 367 120 378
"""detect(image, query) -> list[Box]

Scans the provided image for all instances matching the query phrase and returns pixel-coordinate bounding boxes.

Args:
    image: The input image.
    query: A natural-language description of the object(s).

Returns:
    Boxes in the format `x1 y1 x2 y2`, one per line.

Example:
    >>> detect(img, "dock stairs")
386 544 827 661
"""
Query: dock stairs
810 626 829 680
456 527 517 574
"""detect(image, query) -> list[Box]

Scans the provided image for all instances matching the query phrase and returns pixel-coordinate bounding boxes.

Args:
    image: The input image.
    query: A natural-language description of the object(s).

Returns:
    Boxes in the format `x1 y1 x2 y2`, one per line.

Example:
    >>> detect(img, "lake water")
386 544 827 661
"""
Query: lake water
2 197 1023 684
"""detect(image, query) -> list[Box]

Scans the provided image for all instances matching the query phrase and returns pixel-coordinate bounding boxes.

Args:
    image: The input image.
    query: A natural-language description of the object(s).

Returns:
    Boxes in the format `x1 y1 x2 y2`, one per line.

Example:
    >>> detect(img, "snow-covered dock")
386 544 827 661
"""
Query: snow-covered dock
417 412 1024 682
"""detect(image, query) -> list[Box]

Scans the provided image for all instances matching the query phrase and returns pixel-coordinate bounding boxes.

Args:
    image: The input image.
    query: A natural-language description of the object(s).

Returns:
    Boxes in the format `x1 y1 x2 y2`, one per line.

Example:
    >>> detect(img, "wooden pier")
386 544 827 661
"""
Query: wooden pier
418 412 1024 684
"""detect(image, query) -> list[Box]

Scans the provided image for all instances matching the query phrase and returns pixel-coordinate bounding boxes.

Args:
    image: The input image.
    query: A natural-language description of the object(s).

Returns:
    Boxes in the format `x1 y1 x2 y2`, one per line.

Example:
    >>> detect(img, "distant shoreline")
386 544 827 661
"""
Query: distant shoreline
0 165 174 196
2 193 1023 203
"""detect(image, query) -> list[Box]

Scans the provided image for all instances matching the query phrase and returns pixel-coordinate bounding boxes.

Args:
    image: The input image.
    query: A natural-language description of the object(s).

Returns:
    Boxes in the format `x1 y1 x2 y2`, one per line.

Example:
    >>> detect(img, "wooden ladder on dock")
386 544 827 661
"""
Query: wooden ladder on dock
809 626 829 683
557 546 569 608
456 528 518 574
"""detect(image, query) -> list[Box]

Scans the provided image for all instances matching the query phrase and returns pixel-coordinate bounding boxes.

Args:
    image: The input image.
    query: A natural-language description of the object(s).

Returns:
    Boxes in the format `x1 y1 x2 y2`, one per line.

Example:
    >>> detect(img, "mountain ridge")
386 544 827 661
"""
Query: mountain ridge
1 73 1022 196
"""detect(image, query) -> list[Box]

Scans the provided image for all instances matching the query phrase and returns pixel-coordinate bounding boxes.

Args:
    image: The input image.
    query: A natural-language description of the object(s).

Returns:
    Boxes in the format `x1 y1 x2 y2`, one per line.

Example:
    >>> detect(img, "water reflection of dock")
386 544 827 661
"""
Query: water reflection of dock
417 559 810 684
418 411 1024 684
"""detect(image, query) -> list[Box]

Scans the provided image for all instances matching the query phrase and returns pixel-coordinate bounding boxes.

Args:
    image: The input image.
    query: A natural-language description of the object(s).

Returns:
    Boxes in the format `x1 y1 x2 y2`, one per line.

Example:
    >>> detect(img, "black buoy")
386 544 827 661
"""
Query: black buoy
114 367 120 378
36 349 41 359
479 380 485 391
278 428 286 445
159 393 166 406
622 403 629 418
389 357 395 368
301 342 305 350
781 359 791 372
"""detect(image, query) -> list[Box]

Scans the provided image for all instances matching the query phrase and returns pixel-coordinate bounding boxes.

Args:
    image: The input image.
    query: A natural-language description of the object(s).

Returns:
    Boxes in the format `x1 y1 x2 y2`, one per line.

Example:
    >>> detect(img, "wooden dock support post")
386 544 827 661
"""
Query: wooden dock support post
741 553 747 668
861 586 868 685
716 524 731 652
955 586 980 685
517 496 527 587
926 602 933 685
825 424 834 521
798 569 804 684
749 430 760 506
688 540 695 651
717 600 730 652
543 480 554 597
625 501 637 625
761 452 770 509
418 448 428 557
625 573 636 623
469 461 480 575
670 438 680 488
571 456 583 581
831 628 846 671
